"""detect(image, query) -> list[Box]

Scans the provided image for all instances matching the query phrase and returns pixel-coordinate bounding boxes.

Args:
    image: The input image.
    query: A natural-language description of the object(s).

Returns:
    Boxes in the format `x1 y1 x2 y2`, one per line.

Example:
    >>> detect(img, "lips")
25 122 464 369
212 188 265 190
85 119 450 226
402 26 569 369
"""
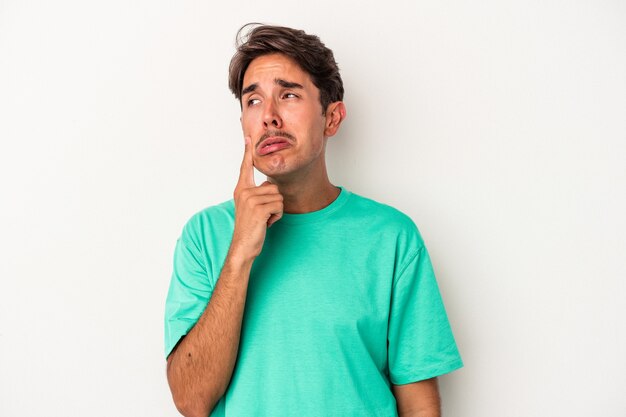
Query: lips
257 137 292 156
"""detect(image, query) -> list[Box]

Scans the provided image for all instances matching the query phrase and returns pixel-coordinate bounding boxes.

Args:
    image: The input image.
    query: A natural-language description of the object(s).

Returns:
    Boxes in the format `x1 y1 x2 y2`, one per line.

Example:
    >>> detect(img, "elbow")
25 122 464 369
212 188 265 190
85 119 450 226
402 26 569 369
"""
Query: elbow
166 354 223 417
171 390 221 417
169 383 220 417
172 399 209 417
168 379 221 417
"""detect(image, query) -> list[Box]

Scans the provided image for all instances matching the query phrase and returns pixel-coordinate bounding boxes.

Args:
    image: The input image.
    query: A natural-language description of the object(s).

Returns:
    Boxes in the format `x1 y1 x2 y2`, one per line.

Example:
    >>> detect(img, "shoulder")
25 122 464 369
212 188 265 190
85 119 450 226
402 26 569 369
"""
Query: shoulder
179 199 235 244
343 190 425 248
346 192 416 224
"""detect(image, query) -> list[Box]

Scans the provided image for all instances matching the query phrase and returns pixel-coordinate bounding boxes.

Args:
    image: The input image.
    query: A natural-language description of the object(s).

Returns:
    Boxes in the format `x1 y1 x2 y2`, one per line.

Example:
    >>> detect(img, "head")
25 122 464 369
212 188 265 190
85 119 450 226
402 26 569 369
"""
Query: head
229 24 344 115
228 24 346 182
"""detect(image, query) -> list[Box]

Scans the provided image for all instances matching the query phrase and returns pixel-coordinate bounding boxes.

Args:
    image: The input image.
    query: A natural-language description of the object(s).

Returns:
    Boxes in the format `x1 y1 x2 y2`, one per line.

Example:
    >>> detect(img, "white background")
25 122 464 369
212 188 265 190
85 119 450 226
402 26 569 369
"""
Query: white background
1 1 625 416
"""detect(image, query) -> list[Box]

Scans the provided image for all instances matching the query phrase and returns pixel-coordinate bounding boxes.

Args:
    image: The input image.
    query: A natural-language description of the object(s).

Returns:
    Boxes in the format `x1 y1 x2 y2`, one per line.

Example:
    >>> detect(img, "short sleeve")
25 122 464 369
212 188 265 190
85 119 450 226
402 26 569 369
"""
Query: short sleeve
164 230 214 359
387 245 463 384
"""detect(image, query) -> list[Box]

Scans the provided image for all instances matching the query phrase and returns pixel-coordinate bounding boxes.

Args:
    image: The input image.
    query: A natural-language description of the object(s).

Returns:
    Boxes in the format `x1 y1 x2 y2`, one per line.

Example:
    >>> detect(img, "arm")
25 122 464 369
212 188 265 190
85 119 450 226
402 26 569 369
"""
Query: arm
392 378 441 417
166 137 283 417
166 256 252 417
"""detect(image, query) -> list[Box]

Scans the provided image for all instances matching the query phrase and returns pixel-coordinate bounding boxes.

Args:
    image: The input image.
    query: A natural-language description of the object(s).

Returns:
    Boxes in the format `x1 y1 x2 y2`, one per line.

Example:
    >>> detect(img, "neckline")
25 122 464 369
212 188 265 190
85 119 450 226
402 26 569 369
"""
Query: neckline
277 186 350 225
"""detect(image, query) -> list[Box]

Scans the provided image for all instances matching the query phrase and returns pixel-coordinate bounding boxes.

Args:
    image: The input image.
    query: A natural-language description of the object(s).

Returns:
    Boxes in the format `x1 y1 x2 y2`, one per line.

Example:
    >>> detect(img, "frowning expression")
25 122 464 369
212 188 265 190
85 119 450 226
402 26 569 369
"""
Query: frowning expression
240 53 339 181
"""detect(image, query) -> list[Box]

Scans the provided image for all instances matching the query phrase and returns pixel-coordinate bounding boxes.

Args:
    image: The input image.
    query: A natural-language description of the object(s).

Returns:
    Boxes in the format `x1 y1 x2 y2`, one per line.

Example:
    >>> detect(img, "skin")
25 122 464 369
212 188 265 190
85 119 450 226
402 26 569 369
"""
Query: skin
166 52 441 417
239 53 345 214
392 377 441 417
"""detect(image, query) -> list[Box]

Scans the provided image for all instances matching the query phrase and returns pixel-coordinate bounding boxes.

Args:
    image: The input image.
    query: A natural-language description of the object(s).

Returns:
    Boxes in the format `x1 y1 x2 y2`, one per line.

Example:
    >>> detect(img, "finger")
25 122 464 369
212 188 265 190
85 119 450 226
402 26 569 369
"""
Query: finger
237 136 255 188
238 183 280 201
246 193 283 206
258 181 280 194
266 201 283 228
267 212 283 228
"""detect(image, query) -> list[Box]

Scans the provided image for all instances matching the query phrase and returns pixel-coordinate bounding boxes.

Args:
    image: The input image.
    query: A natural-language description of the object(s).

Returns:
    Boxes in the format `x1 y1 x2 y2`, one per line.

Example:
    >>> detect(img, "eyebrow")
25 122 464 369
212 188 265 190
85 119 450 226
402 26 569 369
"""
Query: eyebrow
275 78 304 90
241 83 258 96
241 78 304 96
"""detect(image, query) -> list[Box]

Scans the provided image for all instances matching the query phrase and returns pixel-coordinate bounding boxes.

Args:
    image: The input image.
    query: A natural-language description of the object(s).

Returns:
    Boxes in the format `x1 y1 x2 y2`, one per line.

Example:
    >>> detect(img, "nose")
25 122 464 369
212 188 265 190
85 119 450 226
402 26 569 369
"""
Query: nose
262 99 282 129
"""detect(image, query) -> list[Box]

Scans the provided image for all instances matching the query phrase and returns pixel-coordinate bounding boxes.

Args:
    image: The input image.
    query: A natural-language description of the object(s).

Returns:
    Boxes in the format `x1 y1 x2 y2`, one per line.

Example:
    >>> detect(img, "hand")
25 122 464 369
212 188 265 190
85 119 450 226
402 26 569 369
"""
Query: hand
229 137 283 261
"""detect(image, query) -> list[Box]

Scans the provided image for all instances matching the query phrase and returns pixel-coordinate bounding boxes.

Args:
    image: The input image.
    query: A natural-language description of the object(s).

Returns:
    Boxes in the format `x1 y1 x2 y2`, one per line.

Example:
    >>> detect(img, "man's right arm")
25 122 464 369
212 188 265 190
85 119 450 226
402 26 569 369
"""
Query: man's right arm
166 137 283 417
166 254 253 417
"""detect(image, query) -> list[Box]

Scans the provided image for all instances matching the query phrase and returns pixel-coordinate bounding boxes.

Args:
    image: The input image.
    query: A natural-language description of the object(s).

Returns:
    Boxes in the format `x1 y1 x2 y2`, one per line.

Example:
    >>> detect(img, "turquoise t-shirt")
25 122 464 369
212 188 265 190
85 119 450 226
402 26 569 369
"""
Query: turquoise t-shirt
164 187 462 416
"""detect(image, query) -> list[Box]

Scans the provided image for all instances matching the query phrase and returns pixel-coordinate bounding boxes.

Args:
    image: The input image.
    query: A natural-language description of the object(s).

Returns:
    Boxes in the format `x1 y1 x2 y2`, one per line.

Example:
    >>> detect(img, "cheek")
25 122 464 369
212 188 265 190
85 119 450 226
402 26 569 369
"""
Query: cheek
241 112 258 134
286 109 325 133
241 109 253 125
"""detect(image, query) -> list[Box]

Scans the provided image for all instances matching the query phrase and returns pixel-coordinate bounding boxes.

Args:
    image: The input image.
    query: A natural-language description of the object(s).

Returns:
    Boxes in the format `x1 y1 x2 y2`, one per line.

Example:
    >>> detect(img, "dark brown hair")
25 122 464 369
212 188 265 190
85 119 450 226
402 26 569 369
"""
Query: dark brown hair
228 23 344 114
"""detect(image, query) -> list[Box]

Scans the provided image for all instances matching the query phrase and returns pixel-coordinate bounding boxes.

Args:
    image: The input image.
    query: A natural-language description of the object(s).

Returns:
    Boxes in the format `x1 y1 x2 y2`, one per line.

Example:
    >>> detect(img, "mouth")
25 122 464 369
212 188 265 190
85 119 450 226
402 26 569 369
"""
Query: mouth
257 136 292 156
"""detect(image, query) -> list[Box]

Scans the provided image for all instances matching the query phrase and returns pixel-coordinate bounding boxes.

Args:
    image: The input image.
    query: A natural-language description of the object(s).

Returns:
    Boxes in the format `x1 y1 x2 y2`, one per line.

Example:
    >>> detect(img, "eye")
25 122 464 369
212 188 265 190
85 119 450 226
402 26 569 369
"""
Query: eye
247 98 261 107
282 92 298 99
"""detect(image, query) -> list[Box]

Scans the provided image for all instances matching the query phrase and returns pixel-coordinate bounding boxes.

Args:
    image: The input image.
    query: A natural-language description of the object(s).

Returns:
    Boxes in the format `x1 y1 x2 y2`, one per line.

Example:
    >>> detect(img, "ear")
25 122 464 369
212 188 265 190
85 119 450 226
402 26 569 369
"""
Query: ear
323 101 347 137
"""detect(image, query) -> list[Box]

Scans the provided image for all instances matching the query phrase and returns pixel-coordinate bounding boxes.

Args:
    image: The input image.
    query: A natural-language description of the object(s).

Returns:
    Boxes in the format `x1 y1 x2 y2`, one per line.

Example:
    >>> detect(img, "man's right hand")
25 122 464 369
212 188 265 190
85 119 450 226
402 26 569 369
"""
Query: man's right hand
229 136 283 262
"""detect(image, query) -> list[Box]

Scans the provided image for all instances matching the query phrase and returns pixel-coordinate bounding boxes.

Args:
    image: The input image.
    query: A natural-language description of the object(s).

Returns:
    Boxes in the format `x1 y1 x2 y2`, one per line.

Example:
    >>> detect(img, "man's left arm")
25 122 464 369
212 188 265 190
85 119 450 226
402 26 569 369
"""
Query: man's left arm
392 377 441 417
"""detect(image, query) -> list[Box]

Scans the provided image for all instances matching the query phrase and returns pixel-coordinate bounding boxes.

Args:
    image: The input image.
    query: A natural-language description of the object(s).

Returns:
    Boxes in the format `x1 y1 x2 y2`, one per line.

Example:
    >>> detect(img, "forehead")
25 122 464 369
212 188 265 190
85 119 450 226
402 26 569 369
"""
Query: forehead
242 53 314 88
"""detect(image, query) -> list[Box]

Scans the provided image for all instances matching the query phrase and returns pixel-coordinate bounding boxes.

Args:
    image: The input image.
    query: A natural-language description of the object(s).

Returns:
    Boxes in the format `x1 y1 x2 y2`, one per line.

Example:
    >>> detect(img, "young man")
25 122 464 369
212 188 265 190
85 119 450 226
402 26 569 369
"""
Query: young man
164 24 462 417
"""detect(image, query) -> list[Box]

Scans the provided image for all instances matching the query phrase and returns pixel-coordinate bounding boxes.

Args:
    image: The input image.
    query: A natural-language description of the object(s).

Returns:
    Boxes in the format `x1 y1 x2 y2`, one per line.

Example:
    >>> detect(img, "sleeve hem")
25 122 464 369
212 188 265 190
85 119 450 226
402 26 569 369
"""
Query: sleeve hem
390 358 464 385
164 319 195 359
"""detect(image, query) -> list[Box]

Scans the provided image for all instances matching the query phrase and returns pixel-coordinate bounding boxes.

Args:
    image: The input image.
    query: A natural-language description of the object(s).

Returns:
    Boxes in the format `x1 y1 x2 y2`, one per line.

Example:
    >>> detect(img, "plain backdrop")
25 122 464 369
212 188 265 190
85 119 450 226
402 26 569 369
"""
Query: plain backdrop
1 0 625 416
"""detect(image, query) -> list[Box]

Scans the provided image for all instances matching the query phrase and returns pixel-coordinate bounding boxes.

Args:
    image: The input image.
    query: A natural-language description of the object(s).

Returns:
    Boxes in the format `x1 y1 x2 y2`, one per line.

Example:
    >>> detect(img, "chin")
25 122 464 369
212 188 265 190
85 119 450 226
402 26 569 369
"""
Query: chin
256 155 291 176
259 167 292 180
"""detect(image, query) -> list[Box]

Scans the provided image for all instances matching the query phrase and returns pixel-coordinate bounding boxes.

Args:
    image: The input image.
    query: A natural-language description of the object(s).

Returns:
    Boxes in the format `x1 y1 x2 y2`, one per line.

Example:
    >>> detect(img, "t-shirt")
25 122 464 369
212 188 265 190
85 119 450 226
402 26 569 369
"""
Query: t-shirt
164 186 463 417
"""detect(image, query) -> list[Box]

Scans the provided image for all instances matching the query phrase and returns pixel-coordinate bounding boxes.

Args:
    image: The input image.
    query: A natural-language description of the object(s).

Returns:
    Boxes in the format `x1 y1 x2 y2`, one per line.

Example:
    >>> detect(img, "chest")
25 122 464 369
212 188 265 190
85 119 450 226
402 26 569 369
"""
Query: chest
244 224 397 338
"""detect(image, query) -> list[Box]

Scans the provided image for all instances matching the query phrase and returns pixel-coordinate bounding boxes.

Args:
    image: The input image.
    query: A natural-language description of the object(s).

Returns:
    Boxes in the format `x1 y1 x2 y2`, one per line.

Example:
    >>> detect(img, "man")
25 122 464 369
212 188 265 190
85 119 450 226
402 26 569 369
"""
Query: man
164 24 462 417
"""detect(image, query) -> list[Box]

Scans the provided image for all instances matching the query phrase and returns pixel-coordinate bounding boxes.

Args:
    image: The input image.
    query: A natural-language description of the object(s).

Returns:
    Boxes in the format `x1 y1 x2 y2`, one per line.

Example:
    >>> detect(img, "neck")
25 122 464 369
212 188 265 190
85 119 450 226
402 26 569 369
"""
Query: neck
267 170 340 214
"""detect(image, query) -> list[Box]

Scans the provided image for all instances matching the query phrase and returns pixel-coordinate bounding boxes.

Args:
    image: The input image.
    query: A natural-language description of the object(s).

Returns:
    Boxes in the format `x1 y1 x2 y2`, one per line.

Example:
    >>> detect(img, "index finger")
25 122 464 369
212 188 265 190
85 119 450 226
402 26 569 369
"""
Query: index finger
237 136 256 188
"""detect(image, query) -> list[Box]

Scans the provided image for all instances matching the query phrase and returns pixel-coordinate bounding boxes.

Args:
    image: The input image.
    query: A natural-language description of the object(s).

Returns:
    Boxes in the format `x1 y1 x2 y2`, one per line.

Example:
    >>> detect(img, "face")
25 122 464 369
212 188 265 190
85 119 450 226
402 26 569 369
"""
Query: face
240 53 345 181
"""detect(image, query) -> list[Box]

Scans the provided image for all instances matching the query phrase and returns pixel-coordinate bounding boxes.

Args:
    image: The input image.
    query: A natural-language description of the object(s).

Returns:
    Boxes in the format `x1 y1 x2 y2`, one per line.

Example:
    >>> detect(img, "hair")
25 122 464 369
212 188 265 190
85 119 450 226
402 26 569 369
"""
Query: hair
228 23 344 114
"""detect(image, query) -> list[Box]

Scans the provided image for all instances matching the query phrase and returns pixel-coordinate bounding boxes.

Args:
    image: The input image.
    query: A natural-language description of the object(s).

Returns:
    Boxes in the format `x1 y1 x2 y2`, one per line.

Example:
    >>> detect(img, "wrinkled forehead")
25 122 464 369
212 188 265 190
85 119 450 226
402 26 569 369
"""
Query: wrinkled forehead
242 53 314 90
